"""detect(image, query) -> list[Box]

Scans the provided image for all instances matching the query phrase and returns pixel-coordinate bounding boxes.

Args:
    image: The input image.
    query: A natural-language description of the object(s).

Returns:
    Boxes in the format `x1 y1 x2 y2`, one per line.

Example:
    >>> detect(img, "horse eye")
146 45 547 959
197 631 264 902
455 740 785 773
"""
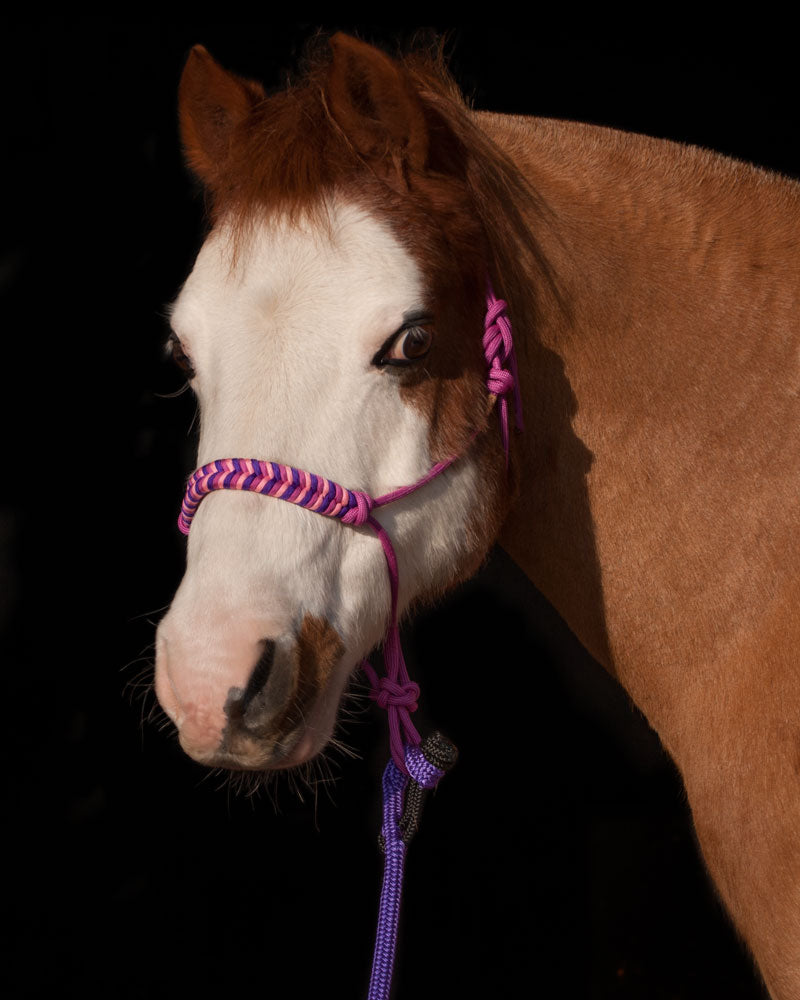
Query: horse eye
378 325 434 367
168 333 196 379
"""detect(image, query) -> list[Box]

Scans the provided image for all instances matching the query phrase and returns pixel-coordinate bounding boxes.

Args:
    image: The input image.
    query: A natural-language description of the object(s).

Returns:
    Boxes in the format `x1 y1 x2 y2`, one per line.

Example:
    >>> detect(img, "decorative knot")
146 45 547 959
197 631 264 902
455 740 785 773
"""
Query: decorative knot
370 676 420 713
486 366 515 397
483 287 523 459
483 297 515 398
484 295 509 330
341 490 374 526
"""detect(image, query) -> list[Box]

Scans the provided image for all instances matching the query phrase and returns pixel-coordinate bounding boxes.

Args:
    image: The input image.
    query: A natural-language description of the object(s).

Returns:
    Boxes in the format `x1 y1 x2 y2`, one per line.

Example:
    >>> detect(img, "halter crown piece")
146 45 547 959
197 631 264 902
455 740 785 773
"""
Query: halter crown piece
178 284 521 1000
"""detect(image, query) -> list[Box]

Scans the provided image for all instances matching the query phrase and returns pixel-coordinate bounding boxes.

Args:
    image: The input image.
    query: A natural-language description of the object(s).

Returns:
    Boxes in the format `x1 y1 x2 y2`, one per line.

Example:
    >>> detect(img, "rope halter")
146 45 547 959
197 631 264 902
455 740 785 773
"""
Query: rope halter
176 283 521 1000
177 284 520 773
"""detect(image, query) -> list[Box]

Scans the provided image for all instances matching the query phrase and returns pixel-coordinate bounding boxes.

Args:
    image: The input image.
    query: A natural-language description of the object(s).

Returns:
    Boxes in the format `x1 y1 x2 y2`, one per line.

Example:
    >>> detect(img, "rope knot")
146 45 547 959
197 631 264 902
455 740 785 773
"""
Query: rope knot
486 365 515 397
371 677 420 712
341 490 374 526
484 295 508 329
483 299 515 395
483 287 524 460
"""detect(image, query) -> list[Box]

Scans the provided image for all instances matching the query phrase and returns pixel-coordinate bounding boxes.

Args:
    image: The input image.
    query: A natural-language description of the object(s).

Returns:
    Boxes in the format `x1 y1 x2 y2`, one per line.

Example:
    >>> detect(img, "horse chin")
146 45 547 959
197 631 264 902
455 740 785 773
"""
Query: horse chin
178 724 330 772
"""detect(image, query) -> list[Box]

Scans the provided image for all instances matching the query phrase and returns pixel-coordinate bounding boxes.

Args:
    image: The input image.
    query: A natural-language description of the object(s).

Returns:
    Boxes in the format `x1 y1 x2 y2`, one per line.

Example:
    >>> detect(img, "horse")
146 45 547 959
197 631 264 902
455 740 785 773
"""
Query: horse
155 33 800 998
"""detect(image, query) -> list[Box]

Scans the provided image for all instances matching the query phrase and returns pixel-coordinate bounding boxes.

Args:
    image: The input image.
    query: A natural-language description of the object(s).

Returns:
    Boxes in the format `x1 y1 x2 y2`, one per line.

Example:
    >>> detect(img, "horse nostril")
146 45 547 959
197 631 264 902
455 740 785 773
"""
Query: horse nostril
242 638 277 710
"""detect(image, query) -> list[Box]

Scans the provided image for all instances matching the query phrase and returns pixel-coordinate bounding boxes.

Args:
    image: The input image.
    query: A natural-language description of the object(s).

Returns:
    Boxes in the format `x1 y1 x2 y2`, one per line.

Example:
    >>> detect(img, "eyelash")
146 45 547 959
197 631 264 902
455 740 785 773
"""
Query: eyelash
372 323 434 367
168 333 196 379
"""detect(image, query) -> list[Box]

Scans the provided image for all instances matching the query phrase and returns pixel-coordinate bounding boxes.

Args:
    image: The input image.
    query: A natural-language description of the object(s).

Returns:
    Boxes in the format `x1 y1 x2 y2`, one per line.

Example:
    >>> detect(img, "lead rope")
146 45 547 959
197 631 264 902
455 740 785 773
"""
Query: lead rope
177 285 520 1000
367 734 458 1000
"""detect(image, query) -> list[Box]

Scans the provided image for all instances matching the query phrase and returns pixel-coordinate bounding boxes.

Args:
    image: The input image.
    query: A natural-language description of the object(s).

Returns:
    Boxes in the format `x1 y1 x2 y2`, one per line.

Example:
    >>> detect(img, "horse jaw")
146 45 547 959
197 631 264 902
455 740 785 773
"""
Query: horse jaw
155 197 484 771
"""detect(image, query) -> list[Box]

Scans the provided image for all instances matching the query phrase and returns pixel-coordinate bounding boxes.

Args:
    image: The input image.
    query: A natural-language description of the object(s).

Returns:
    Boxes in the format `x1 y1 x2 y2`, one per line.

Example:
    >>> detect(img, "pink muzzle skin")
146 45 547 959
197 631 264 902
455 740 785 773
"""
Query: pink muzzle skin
177 285 522 774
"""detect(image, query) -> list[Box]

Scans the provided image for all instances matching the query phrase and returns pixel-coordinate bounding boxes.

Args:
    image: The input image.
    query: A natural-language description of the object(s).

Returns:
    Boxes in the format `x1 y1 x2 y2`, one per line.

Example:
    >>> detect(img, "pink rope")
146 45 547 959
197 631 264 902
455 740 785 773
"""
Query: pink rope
484 286 523 463
360 516 421 768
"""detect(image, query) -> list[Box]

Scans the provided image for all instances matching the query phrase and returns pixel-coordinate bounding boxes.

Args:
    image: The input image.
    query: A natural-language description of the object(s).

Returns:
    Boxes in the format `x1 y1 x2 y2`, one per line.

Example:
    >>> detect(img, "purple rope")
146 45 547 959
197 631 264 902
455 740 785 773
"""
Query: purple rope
368 759 409 999
368 744 448 1000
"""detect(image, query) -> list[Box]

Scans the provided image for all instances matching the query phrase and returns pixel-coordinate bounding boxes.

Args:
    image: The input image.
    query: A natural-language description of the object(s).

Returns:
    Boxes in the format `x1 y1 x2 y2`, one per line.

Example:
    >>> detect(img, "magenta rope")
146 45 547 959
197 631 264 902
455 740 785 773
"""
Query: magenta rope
484 287 523 462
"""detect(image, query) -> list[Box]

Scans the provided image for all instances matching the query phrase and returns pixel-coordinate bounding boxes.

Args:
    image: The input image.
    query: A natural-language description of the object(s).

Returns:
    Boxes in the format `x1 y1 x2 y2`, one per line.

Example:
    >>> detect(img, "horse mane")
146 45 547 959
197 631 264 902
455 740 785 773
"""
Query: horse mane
401 46 560 331
182 34 558 345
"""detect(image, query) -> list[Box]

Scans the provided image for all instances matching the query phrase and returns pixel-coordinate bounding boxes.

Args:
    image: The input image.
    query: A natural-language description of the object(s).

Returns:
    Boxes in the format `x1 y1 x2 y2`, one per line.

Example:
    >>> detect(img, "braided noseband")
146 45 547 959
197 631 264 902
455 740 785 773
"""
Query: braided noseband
177 285 521 999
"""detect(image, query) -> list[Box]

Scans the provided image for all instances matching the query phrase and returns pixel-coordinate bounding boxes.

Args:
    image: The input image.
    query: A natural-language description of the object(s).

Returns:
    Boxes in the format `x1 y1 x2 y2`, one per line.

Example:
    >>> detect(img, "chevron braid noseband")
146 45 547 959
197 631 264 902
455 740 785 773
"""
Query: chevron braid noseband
177 285 521 1000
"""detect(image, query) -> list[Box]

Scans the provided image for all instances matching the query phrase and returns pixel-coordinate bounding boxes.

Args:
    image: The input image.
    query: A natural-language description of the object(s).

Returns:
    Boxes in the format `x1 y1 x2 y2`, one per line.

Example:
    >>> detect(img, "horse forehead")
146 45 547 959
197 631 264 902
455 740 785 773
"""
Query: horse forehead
174 200 424 345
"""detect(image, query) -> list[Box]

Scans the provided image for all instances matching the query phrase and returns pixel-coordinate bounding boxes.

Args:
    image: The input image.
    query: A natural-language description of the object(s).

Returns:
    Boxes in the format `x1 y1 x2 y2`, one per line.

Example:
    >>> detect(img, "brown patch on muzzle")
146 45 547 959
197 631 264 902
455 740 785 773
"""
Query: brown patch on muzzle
221 614 344 769
268 614 344 744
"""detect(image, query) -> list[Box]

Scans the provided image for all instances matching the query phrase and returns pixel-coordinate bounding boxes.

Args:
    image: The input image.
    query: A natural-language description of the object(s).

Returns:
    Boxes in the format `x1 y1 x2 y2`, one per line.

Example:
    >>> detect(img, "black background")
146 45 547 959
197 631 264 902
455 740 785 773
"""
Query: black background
3 22 794 999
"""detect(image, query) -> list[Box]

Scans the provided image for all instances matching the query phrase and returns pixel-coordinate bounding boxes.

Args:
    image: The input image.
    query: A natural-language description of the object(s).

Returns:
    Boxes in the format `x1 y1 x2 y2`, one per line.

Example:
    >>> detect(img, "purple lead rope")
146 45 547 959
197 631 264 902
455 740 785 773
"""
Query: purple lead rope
177 286 520 999
368 739 455 999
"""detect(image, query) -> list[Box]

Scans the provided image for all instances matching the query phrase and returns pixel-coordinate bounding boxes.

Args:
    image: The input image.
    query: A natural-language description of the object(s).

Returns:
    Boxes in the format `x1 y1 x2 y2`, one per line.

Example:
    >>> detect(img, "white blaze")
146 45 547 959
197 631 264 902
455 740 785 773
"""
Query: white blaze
156 198 479 764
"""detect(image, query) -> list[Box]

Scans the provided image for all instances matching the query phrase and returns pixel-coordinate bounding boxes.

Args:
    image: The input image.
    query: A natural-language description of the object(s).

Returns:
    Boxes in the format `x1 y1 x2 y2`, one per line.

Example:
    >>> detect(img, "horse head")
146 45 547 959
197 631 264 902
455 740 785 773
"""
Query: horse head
155 35 534 771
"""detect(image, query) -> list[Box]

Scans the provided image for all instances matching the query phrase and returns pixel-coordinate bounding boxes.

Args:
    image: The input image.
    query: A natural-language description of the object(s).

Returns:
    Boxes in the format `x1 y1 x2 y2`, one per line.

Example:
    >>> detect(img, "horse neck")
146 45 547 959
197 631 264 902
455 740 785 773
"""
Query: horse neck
478 110 800 698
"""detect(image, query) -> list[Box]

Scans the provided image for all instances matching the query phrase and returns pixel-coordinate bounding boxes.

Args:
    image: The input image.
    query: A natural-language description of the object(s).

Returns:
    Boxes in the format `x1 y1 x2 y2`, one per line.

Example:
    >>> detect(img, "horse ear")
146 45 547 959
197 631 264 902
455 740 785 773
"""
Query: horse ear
325 33 429 178
178 45 265 187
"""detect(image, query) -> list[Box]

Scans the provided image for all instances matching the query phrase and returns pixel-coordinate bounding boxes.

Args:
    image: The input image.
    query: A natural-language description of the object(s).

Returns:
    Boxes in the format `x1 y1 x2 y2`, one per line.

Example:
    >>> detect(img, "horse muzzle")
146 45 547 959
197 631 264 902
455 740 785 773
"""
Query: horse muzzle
154 611 345 770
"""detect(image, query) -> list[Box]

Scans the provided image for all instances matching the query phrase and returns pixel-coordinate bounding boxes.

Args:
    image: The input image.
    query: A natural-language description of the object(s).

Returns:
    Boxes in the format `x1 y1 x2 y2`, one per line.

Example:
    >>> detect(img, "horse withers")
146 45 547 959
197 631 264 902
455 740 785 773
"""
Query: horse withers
155 34 800 998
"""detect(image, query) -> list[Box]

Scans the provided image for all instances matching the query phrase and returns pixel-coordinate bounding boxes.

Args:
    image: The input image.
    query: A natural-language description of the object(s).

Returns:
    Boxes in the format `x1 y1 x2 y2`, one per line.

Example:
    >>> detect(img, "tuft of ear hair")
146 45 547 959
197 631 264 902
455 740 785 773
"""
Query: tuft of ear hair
178 44 265 188
324 33 430 184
